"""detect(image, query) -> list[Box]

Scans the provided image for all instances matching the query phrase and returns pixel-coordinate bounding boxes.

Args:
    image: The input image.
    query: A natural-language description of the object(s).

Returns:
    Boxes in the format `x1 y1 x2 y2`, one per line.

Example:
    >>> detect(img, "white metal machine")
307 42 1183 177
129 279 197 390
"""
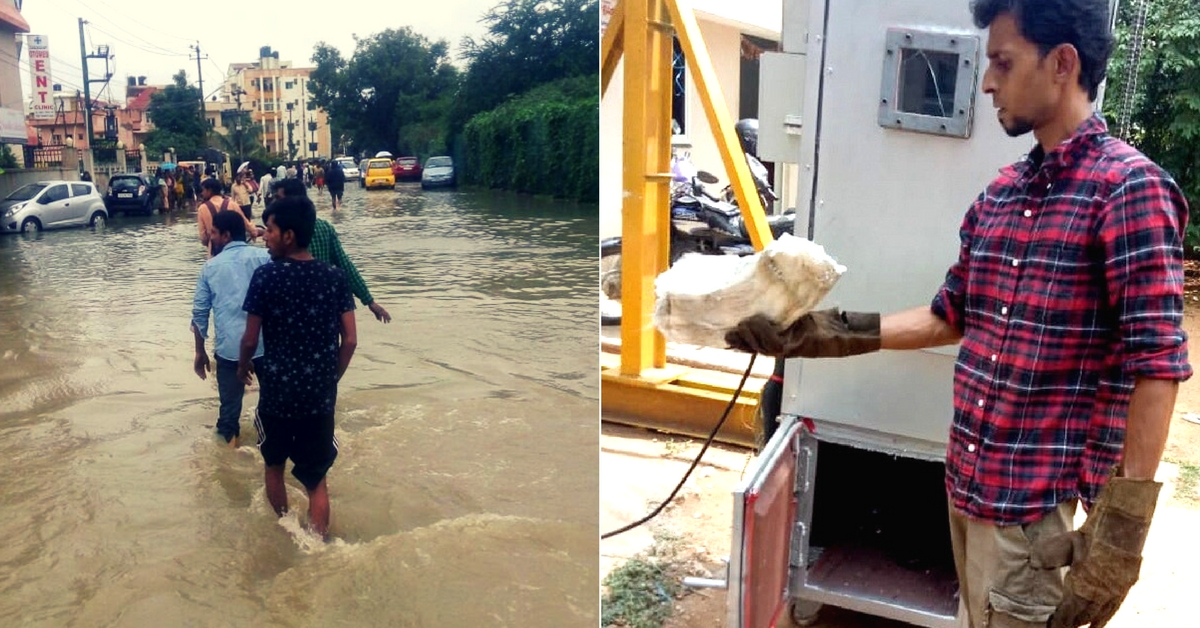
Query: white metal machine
714 0 1119 626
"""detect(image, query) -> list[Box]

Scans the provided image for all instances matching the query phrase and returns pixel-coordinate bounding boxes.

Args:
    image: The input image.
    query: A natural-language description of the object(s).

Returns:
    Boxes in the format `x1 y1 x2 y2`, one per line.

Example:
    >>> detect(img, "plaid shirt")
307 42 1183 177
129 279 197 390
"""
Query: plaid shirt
309 218 375 306
931 114 1192 525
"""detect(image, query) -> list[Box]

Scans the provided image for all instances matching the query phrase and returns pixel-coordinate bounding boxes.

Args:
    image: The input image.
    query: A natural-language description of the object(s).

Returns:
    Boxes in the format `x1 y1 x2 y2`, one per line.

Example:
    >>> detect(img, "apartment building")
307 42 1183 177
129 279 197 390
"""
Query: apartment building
218 46 332 159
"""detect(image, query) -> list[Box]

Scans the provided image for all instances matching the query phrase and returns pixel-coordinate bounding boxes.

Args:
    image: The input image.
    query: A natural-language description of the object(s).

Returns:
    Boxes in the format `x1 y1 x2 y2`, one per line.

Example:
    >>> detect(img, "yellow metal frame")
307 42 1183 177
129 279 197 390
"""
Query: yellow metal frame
601 0 777 444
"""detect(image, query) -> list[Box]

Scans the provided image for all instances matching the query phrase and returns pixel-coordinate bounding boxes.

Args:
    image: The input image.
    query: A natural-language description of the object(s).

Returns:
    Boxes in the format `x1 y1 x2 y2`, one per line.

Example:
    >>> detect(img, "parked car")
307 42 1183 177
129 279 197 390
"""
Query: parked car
104 174 156 216
334 157 360 181
0 180 109 234
421 156 456 189
392 156 422 181
361 159 396 190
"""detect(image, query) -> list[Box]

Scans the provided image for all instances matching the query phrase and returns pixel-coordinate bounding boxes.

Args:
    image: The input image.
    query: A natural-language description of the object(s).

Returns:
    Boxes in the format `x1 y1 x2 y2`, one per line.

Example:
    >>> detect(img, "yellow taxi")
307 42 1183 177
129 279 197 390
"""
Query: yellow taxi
361 159 395 190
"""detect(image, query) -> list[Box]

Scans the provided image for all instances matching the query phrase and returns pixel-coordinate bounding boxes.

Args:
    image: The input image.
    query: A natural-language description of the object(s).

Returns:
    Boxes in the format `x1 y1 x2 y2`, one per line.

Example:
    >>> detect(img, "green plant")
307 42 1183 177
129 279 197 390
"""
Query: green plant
0 144 19 169
601 529 685 628
1165 457 1200 504
461 74 598 202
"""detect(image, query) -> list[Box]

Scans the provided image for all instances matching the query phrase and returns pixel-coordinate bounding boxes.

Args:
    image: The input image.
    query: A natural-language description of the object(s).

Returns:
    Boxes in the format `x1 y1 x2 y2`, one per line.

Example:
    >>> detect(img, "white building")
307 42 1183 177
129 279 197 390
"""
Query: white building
600 0 784 238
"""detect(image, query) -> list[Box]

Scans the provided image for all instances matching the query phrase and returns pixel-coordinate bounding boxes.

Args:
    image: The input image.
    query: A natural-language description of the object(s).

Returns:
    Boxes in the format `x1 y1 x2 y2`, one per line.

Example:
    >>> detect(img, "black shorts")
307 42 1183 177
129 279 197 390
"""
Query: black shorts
254 407 339 490
329 185 344 199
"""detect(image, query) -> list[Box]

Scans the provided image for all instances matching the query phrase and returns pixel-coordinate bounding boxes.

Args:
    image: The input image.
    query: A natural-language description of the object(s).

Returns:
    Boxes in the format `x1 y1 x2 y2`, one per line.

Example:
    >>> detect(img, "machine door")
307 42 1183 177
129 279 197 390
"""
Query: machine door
726 417 809 628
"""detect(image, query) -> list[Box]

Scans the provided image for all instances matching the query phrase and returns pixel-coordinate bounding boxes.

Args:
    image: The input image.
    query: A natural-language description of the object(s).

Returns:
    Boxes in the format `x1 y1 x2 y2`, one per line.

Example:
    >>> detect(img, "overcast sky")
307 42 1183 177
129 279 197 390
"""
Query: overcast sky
19 0 501 105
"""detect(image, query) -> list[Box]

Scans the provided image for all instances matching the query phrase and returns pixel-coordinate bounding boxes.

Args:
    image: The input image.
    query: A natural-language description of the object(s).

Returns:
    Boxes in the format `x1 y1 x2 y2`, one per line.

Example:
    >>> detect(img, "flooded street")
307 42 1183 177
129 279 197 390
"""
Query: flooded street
0 183 599 626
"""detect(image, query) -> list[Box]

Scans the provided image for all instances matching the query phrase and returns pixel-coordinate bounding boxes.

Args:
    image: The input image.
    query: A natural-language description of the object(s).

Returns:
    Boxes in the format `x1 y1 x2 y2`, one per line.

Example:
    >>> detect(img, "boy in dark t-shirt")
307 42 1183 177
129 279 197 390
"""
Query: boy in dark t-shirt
238 195 357 538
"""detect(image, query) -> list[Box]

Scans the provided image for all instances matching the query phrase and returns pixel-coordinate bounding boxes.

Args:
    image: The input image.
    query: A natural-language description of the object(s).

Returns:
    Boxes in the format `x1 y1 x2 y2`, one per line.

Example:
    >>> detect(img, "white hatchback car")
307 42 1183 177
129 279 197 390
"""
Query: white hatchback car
334 157 360 180
0 180 109 234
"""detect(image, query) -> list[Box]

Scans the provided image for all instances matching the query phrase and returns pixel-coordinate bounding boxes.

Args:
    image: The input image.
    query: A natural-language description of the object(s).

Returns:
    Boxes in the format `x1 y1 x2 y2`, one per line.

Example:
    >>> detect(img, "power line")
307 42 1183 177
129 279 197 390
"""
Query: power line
84 0 198 44
64 0 184 56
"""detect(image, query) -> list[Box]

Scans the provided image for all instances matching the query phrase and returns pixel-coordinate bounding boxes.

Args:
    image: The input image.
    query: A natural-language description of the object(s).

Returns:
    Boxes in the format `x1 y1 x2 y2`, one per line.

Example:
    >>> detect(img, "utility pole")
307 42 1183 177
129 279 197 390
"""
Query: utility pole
286 102 295 161
77 19 113 149
232 85 245 165
190 43 208 136
300 78 307 158
77 19 92 146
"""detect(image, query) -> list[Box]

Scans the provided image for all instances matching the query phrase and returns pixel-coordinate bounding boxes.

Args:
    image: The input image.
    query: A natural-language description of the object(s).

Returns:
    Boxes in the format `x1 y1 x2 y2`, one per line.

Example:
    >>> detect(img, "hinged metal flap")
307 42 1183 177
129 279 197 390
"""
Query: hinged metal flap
727 417 804 628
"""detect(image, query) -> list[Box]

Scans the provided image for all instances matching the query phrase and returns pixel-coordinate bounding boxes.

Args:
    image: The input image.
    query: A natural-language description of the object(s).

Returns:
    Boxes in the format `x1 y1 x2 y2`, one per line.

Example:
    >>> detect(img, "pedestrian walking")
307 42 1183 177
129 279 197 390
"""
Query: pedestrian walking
197 178 261 257
724 2 1190 627
324 159 346 210
191 210 271 447
239 194 358 538
230 174 254 220
314 162 325 192
259 170 274 208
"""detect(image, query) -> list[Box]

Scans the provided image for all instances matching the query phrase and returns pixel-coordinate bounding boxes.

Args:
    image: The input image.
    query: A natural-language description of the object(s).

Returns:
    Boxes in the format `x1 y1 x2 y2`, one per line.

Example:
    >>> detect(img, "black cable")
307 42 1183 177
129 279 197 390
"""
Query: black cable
601 352 757 540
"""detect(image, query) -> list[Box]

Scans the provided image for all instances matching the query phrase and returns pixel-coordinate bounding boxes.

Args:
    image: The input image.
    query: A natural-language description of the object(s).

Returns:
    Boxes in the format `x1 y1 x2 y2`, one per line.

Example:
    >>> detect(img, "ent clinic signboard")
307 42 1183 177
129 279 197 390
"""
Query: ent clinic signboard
28 34 53 120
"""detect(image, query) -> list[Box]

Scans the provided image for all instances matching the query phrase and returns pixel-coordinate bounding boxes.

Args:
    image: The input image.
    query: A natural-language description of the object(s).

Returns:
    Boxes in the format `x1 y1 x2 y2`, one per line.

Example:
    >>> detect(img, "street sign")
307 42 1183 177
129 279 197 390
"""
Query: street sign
27 34 53 120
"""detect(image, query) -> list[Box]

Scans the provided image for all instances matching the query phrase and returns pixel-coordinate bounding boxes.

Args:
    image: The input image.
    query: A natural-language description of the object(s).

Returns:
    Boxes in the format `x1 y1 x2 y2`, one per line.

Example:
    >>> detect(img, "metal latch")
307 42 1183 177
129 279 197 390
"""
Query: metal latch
784 115 804 136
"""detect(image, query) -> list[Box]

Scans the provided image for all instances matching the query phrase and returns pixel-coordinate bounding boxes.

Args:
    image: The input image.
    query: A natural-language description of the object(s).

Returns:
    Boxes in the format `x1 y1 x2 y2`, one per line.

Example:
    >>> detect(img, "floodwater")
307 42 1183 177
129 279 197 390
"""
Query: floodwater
0 184 599 626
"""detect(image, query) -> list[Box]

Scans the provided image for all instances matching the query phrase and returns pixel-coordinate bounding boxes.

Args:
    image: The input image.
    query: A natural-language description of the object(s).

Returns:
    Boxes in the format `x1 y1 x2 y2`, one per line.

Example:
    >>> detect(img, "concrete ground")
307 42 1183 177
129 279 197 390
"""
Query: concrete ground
600 282 1200 627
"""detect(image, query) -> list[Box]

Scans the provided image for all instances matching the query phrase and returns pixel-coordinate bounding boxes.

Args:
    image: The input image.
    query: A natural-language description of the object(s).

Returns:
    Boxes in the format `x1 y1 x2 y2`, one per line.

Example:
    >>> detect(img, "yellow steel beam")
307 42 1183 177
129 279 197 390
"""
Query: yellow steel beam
601 0 624 96
602 355 765 448
619 0 672 376
665 0 774 250
650 0 672 369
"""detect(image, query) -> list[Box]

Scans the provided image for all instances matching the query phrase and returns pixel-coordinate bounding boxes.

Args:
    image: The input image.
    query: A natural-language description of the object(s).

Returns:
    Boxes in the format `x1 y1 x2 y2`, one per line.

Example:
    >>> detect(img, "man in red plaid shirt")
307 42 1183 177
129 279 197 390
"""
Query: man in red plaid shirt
726 1 1191 626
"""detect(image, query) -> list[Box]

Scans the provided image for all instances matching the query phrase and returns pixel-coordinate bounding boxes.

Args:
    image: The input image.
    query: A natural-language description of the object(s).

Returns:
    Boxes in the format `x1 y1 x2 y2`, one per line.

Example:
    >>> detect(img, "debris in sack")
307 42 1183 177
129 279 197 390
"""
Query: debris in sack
652 233 847 348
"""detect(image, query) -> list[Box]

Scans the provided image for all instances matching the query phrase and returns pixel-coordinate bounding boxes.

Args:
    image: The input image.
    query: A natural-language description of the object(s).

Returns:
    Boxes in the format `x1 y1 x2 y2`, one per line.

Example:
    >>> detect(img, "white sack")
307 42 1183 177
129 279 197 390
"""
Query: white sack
652 233 847 348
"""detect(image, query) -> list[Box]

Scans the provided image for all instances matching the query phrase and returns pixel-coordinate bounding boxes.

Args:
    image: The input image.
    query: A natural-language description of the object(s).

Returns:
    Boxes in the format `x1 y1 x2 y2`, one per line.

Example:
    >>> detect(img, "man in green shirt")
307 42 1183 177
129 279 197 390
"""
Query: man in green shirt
271 179 392 323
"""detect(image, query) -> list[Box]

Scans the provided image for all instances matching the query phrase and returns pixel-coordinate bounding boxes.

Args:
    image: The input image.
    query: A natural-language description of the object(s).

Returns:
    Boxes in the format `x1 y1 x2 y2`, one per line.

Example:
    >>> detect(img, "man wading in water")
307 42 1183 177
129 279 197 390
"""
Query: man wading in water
240 195 357 538
191 210 270 447
726 1 1190 626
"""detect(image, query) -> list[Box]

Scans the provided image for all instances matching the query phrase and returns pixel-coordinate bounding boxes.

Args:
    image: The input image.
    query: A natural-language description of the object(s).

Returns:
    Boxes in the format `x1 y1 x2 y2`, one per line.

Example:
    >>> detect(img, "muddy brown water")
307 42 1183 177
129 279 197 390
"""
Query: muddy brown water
0 184 599 626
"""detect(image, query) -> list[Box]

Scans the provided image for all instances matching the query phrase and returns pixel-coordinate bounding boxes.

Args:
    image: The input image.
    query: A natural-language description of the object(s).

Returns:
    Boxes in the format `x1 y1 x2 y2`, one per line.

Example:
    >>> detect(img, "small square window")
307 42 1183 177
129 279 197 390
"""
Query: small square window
878 29 980 138
897 49 958 117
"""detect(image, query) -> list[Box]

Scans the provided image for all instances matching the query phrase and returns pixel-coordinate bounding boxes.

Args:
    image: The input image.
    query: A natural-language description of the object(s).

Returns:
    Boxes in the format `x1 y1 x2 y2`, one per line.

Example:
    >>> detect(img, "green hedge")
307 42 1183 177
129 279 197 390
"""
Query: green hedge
461 75 598 202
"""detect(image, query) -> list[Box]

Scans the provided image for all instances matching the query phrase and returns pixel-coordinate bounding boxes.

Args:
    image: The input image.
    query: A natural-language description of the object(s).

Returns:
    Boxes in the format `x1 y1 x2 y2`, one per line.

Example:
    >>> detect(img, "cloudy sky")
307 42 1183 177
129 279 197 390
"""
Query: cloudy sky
19 0 502 105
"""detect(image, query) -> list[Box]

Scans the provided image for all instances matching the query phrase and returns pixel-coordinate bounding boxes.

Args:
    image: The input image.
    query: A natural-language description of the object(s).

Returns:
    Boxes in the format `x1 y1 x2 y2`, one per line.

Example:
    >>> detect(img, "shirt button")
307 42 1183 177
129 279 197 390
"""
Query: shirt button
1000 306 1009 315
977 399 984 407
1012 259 1020 267
991 354 998 361
967 443 977 453
1023 209 1033 218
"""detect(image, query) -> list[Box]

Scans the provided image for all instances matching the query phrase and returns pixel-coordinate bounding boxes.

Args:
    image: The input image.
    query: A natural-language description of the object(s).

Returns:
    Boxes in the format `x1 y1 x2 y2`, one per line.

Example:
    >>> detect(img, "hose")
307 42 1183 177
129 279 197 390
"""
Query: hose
601 352 758 539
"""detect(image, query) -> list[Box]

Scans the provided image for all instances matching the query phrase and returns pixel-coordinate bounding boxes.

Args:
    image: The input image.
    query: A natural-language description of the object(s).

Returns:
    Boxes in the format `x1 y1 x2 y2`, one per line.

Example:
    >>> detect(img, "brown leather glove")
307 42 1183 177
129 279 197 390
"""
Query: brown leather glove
1029 475 1161 628
723 308 881 358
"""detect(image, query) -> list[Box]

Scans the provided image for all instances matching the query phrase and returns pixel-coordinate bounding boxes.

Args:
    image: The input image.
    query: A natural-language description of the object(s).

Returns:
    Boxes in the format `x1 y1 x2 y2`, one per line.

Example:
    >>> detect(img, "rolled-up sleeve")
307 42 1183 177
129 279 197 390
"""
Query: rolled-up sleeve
930 195 981 334
1100 165 1192 381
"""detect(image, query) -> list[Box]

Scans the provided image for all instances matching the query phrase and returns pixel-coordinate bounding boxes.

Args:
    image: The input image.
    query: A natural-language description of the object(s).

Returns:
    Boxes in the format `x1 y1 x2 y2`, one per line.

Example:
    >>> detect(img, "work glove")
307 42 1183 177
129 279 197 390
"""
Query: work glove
1029 475 1161 628
724 308 881 358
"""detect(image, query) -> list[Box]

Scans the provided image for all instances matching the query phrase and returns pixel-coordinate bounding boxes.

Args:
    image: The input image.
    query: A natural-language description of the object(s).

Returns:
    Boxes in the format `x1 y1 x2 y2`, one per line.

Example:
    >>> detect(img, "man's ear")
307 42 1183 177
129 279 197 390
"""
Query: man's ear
1050 43 1081 87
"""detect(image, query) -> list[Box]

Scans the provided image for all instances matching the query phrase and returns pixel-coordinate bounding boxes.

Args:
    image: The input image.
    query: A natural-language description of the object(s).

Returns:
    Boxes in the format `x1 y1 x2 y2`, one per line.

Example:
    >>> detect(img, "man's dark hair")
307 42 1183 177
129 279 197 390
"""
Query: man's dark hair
211 208 246 242
275 177 308 198
201 177 224 194
971 0 1114 101
262 195 316 248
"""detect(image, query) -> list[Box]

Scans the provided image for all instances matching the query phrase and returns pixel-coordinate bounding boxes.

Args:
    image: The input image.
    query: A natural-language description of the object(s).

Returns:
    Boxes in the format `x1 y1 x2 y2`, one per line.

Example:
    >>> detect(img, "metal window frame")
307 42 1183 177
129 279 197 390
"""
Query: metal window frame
877 28 980 138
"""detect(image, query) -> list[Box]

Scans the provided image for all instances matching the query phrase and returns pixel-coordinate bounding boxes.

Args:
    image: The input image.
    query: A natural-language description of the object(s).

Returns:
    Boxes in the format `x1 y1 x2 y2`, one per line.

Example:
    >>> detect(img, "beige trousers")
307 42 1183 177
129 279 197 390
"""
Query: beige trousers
948 500 1077 628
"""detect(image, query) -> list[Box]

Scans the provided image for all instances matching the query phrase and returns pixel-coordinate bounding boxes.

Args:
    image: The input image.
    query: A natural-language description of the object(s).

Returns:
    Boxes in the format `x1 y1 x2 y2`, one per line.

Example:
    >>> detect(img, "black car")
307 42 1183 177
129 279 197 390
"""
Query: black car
104 174 156 216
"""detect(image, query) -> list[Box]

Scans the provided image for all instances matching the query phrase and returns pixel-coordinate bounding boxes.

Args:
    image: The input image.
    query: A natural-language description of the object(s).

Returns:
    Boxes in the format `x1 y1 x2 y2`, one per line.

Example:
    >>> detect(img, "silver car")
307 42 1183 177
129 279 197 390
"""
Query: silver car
334 157 359 180
0 180 109 234
420 156 456 189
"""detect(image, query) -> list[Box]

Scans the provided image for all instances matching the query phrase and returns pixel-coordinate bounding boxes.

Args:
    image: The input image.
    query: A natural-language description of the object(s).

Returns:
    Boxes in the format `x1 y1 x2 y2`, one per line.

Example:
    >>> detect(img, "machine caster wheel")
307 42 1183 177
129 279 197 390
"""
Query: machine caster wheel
789 599 823 626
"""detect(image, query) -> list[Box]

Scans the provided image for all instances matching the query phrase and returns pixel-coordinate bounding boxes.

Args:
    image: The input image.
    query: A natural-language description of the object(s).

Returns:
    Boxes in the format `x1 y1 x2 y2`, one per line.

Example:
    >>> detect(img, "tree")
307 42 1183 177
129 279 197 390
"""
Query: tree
450 0 599 138
1103 0 1200 252
308 28 460 157
143 71 207 160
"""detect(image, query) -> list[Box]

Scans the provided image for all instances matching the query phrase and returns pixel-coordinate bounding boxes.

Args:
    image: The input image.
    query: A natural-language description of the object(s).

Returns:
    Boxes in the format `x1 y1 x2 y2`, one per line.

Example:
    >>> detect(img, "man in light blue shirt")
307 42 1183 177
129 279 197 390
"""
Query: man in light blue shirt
191 210 271 446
